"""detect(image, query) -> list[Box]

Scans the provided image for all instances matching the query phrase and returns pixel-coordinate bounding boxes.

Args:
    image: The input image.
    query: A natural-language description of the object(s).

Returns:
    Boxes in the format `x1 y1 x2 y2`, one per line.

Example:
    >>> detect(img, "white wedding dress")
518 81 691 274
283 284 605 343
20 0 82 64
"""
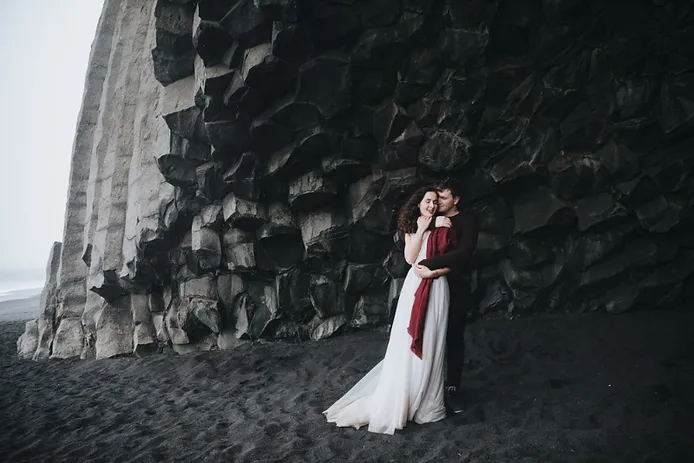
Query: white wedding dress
323 231 450 434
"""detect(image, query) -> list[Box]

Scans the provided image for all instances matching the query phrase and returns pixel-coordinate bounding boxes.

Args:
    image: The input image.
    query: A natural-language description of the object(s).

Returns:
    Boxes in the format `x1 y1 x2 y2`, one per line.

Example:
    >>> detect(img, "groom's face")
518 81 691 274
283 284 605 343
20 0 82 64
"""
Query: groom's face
436 189 459 215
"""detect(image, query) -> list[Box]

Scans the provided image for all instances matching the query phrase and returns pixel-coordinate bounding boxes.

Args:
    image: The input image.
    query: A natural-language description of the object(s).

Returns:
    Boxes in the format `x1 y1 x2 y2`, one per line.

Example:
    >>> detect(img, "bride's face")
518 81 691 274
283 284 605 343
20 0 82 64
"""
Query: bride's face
419 191 438 217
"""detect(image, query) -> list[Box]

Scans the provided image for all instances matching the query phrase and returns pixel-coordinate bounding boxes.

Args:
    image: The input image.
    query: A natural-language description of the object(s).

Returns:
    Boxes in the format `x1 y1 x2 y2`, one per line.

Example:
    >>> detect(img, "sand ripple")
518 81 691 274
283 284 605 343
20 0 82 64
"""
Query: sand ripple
1 312 693 462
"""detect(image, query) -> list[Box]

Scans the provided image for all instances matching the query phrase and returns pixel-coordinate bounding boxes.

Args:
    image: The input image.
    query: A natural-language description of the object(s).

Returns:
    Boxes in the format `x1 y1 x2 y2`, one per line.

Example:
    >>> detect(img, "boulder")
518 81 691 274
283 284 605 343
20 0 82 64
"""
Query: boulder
131 294 156 356
231 292 254 339
257 203 304 269
657 72 694 136
347 226 392 264
579 239 678 288
478 280 512 316
222 153 261 201
297 54 352 118
509 238 551 270
265 128 338 180
250 119 293 158
195 162 226 201
276 269 313 321
247 281 280 338
216 273 245 313
548 151 610 201
309 274 344 319
265 97 323 133
170 134 211 163
321 156 371 185
347 174 390 233
344 263 390 294
596 139 640 182
222 193 267 230
512 187 571 234
222 229 257 273
299 209 348 257
17 320 39 360
205 118 251 160
32 241 62 360
50 318 83 359
220 0 272 48
181 275 218 299
258 202 301 237
193 13 233 66
272 22 315 65
351 291 389 327
288 171 338 212
372 100 411 145
308 314 348 341
191 215 222 272
383 248 409 279
163 106 203 140
189 298 221 334
156 154 199 188
438 27 489 66
152 2 196 85
95 297 134 359
418 130 472 173
381 122 424 169
575 193 629 231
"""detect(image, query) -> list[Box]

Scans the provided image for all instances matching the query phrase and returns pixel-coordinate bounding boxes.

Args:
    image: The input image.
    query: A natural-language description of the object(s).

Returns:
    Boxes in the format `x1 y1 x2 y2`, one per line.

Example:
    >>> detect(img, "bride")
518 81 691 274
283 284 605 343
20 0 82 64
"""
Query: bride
323 187 455 435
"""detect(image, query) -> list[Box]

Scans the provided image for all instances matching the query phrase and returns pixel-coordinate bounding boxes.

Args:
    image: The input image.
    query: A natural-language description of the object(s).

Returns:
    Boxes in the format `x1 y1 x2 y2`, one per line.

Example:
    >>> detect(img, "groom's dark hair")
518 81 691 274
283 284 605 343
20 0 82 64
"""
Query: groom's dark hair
433 178 461 198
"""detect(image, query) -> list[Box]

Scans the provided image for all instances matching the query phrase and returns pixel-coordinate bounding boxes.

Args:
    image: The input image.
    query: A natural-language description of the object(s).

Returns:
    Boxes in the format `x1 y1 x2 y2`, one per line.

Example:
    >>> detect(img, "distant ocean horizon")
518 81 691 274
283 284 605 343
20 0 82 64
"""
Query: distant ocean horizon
0 268 45 303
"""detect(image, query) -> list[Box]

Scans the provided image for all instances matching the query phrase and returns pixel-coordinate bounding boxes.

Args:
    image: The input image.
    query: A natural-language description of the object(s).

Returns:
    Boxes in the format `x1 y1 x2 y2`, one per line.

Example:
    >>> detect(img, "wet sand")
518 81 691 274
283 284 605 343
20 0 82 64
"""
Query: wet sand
0 295 40 322
1 311 693 462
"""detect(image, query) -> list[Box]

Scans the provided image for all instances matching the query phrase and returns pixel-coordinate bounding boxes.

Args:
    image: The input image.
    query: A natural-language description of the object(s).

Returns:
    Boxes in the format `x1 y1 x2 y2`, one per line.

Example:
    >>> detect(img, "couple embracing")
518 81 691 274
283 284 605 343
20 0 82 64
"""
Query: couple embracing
324 179 479 435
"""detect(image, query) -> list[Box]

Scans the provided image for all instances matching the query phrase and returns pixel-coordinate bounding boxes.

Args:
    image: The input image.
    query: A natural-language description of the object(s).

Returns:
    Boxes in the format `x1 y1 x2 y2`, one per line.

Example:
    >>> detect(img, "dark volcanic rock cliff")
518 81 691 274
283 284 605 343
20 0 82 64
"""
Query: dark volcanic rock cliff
19 0 694 359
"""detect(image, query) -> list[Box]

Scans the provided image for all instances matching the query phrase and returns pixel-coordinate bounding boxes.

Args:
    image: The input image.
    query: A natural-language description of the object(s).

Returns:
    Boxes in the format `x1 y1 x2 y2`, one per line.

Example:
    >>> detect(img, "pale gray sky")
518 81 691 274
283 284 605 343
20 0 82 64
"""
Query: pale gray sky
0 1 104 271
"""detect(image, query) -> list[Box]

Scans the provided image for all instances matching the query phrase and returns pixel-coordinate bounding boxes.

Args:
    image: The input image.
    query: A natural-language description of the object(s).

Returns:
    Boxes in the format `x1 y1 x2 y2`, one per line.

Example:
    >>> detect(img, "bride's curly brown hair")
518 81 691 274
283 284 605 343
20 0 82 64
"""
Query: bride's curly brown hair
397 186 437 233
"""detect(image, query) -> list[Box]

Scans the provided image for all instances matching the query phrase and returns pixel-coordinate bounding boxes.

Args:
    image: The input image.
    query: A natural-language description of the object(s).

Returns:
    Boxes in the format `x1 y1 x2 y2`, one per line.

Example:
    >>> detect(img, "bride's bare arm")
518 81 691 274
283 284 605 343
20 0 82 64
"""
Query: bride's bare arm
404 216 433 264
404 232 425 265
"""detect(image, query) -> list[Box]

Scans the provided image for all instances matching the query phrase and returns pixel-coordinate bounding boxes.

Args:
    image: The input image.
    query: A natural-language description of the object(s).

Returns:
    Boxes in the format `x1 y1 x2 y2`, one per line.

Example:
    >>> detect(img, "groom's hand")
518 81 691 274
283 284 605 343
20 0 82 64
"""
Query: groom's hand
413 264 436 279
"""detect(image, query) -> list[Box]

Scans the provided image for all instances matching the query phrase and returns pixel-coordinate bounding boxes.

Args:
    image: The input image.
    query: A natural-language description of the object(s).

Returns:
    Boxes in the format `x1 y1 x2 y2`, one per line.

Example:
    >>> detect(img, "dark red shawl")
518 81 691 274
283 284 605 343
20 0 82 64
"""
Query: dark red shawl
407 226 456 359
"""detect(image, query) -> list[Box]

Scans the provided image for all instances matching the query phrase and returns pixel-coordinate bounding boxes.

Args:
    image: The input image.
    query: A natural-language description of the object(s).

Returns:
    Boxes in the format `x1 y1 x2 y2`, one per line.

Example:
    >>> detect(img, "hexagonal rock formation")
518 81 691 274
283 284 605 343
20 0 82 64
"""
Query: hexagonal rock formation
19 0 694 359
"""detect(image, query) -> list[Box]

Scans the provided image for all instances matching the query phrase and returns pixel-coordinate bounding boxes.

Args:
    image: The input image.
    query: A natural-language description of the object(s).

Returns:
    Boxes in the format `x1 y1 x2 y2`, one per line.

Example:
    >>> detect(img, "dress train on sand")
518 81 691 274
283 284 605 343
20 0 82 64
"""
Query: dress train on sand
323 231 449 434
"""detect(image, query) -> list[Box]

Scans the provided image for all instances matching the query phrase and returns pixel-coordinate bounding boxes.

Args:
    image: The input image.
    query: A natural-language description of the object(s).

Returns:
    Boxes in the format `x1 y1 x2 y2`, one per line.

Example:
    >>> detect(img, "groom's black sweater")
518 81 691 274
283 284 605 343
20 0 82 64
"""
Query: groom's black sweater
419 211 478 284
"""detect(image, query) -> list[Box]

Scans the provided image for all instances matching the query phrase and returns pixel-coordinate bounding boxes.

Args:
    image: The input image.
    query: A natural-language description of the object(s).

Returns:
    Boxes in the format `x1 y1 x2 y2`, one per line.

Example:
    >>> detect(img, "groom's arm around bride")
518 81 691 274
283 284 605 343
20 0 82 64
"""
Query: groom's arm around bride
415 211 478 278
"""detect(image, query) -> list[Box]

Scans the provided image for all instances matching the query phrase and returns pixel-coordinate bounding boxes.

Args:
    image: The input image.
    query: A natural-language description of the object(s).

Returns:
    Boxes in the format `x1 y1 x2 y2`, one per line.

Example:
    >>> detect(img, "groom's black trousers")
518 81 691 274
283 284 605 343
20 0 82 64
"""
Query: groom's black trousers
445 277 471 388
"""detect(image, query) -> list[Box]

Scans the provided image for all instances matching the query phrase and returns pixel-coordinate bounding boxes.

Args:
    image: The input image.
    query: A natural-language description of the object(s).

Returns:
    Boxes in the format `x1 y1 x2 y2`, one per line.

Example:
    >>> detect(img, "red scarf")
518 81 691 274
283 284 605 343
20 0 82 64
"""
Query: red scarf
407 226 456 359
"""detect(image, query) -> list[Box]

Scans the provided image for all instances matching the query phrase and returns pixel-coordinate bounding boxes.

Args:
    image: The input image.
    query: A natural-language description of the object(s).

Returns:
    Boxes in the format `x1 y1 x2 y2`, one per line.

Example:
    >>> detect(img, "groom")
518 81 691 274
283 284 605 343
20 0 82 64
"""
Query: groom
413 179 478 414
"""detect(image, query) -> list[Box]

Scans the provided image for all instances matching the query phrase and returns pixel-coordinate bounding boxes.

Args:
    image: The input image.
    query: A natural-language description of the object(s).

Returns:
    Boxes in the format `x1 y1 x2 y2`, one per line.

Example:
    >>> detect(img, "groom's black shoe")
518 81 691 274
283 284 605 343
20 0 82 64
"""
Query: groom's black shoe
445 386 464 415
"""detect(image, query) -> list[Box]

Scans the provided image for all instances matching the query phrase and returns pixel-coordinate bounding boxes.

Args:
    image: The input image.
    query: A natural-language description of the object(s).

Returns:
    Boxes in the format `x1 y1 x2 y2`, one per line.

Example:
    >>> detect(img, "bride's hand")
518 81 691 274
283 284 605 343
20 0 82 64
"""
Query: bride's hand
434 216 451 228
416 216 432 233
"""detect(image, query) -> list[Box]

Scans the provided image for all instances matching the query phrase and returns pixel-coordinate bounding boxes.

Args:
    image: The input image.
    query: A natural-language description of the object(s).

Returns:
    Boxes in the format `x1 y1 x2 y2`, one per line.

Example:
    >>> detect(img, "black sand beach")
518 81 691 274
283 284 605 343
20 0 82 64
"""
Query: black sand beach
1 311 693 462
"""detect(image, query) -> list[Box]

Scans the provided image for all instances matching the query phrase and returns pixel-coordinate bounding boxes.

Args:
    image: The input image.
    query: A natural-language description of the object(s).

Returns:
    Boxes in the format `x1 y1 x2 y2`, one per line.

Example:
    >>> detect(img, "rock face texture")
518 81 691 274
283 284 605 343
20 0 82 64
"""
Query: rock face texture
19 0 694 359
